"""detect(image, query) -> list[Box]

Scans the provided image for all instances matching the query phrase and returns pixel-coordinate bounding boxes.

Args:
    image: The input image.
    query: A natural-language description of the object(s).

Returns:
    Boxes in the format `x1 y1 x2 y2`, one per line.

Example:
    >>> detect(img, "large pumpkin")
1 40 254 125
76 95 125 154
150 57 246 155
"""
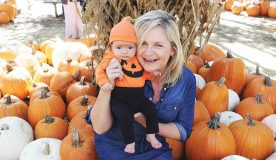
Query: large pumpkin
28 88 66 128
0 65 32 100
207 52 246 94
60 129 98 160
195 43 226 62
0 94 28 121
242 76 276 113
28 82 48 97
229 114 274 159
185 113 236 159
198 61 211 81
235 93 274 121
187 55 204 72
198 77 229 117
193 100 210 126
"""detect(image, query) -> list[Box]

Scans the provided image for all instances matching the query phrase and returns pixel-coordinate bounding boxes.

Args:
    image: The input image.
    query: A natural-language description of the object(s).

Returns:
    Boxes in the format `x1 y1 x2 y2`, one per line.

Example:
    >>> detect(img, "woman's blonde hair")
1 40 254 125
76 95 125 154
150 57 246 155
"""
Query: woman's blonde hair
134 10 185 86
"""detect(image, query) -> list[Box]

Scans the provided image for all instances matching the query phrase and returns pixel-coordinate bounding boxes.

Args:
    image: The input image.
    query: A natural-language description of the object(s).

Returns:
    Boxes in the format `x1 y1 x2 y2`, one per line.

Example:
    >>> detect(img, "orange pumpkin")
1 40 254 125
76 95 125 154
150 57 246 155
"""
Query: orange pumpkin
28 40 40 51
166 138 184 160
67 95 97 121
259 0 270 16
195 43 226 62
198 61 211 81
207 52 246 95
50 72 76 97
231 2 243 14
0 4 16 20
193 100 211 126
35 115 68 140
187 55 204 72
28 88 66 128
186 60 197 73
0 94 28 121
268 5 276 18
33 63 58 86
198 77 229 117
68 108 94 134
246 4 260 16
229 114 274 159
0 44 16 61
30 87 61 102
185 113 236 159
225 0 234 11
75 60 95 82
0 11 10 24
235 93 274 121
66 76 98 104
28 82 49 97
56 57 79 76
60 129 98 160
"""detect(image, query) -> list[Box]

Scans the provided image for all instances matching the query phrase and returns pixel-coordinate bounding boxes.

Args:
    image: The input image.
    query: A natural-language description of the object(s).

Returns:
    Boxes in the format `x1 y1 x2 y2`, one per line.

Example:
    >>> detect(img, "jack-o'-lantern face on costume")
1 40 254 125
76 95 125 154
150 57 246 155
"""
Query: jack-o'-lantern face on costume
120 60 144 78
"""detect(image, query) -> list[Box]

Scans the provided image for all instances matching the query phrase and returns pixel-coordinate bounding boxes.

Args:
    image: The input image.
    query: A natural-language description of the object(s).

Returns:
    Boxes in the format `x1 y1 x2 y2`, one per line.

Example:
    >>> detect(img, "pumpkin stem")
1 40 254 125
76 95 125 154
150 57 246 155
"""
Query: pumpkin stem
72 128 82 148
73 67 80 80
264 76 272 87
32 83 38 88
43 68 49 73
226 51 234 58
80 76 86 85
40 87 49 99
255 63 260 75
208 112 221 129
81 95 89 106
43 115 55 123
5 95 12 105
66 57 72 63
6 65 13 72
256 93 263 104
204 61 210 68
216 77 225 86
42 142 50 155
245 113 256 126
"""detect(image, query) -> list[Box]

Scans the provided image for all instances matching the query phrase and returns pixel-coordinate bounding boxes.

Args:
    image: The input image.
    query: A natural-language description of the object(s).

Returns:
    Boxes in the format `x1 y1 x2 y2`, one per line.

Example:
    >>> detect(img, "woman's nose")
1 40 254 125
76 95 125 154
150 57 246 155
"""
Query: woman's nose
143 45 154 56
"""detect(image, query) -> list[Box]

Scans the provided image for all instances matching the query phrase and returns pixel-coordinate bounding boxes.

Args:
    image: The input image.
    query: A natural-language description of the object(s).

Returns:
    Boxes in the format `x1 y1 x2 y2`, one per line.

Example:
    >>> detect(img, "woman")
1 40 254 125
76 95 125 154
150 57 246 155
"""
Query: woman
87 10 196 159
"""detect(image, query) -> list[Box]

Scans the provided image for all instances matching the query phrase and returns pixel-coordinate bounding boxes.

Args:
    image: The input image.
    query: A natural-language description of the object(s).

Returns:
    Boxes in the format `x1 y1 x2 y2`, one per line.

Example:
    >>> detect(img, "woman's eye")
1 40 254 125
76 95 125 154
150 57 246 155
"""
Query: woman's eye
116 47 121 49
156 44 163 47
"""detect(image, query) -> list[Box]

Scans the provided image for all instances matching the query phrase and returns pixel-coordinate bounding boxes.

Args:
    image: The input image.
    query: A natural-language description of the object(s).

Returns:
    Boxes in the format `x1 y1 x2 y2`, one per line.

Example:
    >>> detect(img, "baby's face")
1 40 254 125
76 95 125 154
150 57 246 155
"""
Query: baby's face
112 41 136 60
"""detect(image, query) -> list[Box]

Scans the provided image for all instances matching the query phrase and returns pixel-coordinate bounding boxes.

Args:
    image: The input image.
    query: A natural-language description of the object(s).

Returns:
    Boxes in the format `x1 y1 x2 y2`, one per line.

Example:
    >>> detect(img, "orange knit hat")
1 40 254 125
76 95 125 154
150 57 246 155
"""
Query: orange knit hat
109 17 137 44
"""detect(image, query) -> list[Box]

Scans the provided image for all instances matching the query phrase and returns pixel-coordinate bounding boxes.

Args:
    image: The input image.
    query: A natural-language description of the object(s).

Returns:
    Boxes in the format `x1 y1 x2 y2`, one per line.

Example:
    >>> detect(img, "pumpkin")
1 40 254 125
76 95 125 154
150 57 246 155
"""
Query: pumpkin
28 88 66 128
207 52 246 94
193 100 210 126
60 129 98 160
19 138 61 160
14 53 40 77
52 42 92 69
235 93 274 121
50 72 76 97
0 44 16 61
225 0 234 11
0 4 16 20
268 4 276 18
246 4 260 16
0 94 28 120
231 2 243 14
195 43 226 62
259 0 270 16
185 113 236 159
198 77 229 117
28 82 48 97
67 95 97 121
266 152 276 160
30 87 61 102
75 60 96 82
0 11 10 24
242 76 276 113
0 65 32 100
31 49 47 65
229 114 274 159
68 108 94 134
187 55 204 72
198 61 211 81
219 111 243 127
166 138 184 160
33 63 58 86
261 114 276 138
0 117 33 160
28 40 40 51
43 41 57 65
228 89 240 111
245 63 264 84
66 76 98 104
34 115 68 140
186 61 197 73
222 155 249 160
56 57 79 76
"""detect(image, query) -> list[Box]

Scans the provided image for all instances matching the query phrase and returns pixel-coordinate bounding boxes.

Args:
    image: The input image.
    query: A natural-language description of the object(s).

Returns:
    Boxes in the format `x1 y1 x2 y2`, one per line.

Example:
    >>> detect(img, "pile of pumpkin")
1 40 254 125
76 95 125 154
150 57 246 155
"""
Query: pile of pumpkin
0 38 99 160
224 0 276 18
0 0 17 24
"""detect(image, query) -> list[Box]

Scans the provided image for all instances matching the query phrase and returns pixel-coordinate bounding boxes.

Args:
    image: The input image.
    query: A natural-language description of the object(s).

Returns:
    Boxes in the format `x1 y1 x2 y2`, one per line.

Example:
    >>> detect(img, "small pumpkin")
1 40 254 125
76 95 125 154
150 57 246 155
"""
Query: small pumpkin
229 114 274 159
34 115 68 140
33 63 58 86
259 0 270 16
186 60 197 73
68 108 94 134
0 94 28 121
75 60 95 82
261 114 276 138
225 0 234 11
246 4 260 16
219 111 243 127
0 4 17 20
231 2 243 14
0 117 34 160
19 138 61 160
30 87 61 102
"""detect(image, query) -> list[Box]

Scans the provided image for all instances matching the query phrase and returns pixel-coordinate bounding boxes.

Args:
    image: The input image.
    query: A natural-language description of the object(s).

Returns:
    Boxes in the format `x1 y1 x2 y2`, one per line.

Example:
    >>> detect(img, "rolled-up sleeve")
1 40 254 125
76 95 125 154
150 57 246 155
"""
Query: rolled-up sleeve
175 73 196 142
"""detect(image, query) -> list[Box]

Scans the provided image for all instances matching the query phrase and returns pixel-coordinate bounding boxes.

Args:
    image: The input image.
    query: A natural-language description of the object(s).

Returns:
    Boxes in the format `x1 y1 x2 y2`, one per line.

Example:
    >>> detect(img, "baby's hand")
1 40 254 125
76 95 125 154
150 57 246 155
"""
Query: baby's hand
101 83 114 91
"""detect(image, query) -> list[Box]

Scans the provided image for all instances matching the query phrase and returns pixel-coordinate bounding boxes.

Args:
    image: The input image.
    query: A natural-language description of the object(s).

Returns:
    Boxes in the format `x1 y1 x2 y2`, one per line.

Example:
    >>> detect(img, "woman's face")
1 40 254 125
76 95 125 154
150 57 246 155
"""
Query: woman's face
137 27 174 74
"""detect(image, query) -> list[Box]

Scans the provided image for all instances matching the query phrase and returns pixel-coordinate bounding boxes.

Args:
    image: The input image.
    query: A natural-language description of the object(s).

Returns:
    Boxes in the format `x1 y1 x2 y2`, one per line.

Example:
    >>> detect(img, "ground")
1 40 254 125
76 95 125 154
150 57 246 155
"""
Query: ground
0 0 275 79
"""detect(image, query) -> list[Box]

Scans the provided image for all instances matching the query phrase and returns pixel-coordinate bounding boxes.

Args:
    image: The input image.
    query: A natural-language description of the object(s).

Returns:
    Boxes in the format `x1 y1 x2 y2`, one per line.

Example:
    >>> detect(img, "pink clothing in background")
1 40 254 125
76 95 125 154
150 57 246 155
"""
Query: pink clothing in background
63 1 83 38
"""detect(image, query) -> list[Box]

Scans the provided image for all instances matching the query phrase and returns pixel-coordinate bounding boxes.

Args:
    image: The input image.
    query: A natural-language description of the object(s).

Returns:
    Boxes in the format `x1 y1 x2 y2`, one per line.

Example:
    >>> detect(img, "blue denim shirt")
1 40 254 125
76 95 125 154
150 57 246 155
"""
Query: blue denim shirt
85 67 196 160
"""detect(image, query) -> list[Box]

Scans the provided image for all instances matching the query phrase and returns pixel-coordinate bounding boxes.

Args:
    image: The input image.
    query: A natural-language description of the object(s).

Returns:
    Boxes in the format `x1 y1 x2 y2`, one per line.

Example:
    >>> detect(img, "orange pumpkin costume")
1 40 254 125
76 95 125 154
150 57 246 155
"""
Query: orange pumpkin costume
95 17 159 145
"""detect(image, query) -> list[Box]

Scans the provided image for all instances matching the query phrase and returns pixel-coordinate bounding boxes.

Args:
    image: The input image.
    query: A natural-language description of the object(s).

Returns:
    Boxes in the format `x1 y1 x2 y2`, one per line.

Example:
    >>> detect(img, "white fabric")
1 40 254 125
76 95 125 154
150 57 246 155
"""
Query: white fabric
63 1 83 38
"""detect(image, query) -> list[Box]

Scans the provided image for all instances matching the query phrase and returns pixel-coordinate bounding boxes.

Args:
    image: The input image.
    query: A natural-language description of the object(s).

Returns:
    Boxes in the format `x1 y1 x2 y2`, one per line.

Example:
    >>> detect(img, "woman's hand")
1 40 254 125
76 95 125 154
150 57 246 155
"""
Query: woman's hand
106 58 123 85
134 112 147 128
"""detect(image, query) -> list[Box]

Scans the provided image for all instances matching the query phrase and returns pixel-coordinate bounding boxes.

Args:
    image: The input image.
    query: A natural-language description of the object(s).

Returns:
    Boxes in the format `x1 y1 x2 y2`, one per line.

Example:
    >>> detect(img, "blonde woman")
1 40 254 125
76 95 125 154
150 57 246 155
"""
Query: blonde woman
86 10 196 159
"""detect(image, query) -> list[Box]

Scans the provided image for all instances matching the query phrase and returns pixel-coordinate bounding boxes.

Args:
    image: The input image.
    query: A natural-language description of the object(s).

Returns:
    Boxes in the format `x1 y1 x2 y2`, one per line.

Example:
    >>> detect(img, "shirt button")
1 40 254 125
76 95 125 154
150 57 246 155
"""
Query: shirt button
160 98 163 101
149 97 152 101
174 107 177 110
164 88 167 91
